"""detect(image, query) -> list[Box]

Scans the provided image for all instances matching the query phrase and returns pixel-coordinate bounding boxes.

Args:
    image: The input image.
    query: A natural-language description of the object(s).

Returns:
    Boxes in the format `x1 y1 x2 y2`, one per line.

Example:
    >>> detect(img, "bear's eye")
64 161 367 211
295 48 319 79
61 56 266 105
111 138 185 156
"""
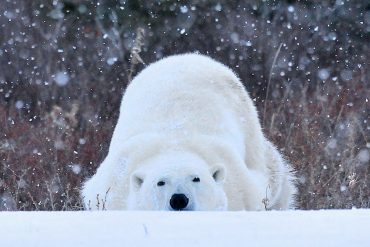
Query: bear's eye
157 181 165 186
192 177 200 183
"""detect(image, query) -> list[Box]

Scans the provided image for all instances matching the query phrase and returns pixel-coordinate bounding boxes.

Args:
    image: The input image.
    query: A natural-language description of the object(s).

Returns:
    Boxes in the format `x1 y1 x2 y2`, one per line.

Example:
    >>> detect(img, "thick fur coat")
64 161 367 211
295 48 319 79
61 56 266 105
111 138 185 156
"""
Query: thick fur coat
82 54 296 211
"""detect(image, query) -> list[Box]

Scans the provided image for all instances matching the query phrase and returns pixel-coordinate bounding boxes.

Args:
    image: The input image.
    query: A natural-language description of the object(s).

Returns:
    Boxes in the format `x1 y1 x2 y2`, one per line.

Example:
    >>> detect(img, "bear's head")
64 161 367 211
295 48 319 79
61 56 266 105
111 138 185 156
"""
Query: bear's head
126 152 227 211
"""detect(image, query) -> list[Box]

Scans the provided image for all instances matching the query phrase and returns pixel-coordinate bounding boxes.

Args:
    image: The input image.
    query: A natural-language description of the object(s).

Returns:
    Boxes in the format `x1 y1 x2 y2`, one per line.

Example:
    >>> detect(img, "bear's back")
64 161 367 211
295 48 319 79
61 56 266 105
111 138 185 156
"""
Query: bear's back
113 54 260 143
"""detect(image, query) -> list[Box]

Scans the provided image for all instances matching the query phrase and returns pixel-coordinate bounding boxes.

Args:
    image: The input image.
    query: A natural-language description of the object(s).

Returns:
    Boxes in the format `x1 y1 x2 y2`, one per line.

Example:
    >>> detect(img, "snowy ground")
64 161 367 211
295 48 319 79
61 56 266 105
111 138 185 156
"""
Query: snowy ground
1 209 369 247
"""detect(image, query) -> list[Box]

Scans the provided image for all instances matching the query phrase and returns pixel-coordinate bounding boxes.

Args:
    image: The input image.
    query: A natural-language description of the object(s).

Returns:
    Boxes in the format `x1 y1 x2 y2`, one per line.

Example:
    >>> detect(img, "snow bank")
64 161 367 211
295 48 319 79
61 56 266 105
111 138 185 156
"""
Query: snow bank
0 210 369 247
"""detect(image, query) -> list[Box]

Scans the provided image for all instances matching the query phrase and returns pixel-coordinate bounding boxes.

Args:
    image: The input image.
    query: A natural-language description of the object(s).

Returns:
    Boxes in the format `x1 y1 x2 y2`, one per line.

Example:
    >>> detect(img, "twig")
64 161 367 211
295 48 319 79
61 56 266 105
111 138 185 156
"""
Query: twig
95 11 125 59
102 187 111 210
263 43 283 128
96 194 100 210
128 27 146 83
45 181 56 211
262 184 271 210
87 200 92 211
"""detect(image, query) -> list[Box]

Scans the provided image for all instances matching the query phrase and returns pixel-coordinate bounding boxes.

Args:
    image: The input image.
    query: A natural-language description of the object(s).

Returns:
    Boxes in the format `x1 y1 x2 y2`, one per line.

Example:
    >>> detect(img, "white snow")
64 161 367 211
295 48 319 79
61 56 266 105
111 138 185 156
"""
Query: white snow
357 149 369 164
0 210 369 247
54 72 70 87
48 8 64 20
230 32 240 43
180 6 189 14
214 3 222 12
70 164 81 174
326 138 337 150
107 57 118 65
244 40 252 47
79 138 86 145
340 70 353 81
15 100 24 109
318 68 330 80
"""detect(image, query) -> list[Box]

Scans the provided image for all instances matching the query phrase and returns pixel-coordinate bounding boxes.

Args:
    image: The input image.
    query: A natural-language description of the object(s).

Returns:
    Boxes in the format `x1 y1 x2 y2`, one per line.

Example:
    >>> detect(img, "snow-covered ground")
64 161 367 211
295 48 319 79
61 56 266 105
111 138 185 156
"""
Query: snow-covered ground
1 209 369 247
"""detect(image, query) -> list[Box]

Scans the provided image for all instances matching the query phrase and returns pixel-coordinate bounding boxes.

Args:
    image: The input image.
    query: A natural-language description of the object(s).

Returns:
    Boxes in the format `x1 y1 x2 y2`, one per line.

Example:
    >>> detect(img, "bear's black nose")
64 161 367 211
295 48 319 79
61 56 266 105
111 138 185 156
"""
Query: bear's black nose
170 194 189 210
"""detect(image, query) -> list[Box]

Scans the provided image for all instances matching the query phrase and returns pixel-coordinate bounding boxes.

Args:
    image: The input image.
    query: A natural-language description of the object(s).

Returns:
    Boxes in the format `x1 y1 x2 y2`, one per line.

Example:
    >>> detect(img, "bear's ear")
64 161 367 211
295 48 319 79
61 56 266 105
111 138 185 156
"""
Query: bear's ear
131 172 144 191
211 166 225 184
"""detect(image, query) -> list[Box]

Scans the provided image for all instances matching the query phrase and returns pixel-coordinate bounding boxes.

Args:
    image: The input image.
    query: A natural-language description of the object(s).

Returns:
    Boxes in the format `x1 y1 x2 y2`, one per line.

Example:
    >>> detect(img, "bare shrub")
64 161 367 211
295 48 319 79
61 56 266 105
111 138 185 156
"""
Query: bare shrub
0 0 368 210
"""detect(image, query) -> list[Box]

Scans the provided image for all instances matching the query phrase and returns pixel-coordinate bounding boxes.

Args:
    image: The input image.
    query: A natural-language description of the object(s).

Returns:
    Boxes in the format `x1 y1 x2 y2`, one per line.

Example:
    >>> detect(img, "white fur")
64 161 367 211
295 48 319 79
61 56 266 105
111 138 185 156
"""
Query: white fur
81 53 296 211
126 151 227 211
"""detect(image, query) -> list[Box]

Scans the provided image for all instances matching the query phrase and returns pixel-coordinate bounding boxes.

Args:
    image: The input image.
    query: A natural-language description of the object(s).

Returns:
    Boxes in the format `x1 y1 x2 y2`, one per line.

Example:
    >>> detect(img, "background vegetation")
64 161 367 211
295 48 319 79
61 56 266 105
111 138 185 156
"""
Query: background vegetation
0 0 369 210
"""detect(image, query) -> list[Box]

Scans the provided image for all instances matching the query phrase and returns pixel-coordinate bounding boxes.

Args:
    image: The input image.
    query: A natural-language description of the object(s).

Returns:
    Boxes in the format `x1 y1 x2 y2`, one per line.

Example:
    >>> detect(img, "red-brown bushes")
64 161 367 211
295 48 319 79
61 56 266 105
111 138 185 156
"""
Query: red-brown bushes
0 0 369 210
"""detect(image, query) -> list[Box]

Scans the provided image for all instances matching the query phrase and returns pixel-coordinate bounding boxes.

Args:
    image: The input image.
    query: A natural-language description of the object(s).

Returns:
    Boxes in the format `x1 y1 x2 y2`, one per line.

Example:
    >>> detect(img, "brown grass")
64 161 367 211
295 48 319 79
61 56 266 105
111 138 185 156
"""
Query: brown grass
0 0 368 210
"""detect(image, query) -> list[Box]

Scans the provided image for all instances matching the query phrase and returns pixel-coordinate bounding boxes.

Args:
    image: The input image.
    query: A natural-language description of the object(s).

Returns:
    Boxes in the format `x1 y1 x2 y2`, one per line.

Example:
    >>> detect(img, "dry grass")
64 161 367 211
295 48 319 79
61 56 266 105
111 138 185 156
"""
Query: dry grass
265 81 369 209
0 0 368 210
0 104 115 210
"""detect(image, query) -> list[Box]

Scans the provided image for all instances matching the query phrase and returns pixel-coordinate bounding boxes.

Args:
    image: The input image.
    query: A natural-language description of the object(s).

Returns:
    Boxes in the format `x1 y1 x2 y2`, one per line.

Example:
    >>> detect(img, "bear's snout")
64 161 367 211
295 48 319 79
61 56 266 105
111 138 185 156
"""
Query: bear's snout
170 193 189 210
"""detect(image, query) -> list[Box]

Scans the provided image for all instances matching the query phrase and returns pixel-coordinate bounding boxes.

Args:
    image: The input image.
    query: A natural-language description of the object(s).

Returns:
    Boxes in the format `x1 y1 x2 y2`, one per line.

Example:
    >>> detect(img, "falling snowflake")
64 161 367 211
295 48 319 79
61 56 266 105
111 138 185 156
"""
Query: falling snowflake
54 72 70 87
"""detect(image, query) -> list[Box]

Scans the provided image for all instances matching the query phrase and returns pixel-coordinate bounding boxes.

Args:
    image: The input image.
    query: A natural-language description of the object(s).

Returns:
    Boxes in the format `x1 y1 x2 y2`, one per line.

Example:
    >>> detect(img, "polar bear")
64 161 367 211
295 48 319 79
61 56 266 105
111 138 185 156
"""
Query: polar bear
82 53 296 211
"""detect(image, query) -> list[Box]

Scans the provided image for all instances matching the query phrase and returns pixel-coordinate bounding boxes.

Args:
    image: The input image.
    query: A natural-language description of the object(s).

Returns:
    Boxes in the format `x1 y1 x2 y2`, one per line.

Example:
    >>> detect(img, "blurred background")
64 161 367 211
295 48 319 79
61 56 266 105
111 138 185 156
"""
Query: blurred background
0 0 369 210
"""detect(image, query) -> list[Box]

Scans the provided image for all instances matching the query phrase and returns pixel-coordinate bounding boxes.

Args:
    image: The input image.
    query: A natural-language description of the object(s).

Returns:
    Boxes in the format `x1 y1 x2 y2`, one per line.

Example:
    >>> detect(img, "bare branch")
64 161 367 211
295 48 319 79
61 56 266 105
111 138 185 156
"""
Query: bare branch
128 27 146 83
263 43 283 129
